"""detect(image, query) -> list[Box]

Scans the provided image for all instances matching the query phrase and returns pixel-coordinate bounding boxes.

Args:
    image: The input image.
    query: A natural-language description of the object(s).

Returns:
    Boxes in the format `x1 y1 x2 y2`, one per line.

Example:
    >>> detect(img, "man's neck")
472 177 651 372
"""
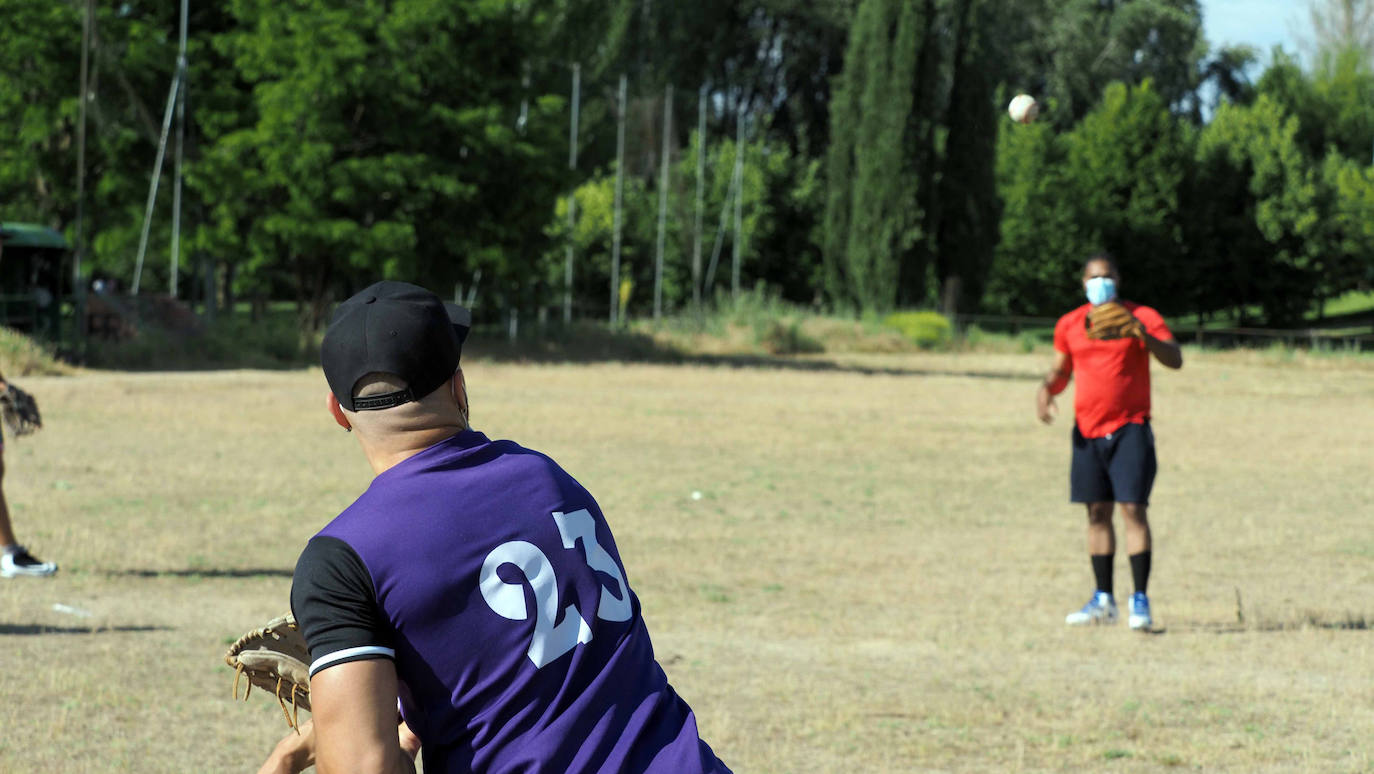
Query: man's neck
362 425 466 475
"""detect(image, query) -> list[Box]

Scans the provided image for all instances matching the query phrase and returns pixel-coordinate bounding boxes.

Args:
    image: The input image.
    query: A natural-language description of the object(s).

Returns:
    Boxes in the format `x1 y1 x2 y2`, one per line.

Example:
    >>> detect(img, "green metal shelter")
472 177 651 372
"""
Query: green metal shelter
0 221 76 348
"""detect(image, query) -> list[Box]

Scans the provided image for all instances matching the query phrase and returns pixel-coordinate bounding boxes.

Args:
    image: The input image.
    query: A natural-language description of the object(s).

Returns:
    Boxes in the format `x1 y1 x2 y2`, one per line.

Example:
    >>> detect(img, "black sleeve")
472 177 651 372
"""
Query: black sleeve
290 536 395 677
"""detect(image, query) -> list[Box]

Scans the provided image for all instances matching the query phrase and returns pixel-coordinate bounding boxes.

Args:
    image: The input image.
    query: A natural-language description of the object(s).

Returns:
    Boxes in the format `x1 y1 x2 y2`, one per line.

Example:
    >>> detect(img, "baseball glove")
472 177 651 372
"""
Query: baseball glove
1086 301 1144 341
0 383 42 436
225 613 312 730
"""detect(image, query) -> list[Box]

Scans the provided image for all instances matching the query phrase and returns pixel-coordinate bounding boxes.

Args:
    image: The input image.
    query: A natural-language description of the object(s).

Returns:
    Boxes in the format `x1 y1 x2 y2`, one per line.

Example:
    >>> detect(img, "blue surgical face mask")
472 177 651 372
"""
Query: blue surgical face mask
1085 276 1117 306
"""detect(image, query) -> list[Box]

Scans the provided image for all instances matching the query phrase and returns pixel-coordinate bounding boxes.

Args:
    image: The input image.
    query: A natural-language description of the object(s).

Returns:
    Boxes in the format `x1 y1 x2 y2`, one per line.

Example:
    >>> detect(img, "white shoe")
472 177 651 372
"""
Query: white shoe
1 547 58 577
1128 591 1153 630
1065 591 1117 626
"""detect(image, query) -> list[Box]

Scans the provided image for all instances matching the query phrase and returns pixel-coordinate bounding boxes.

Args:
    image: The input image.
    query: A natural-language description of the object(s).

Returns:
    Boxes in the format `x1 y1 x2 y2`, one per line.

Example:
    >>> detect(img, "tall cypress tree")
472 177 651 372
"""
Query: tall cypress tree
934 0 1003 315
822 0 930 311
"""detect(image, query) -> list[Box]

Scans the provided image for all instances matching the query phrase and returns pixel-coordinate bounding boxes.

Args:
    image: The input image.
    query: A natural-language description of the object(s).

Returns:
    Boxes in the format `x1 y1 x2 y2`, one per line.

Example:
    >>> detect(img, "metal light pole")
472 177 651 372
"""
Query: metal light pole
692 84 706 313
610 74 627 324
730 109 745 298
653 84 672 321
131 72 180 296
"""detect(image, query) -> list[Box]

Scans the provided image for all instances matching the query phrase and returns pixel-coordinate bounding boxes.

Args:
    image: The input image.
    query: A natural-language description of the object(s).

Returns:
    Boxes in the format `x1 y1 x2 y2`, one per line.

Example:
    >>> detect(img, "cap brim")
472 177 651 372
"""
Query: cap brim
444 303 472 346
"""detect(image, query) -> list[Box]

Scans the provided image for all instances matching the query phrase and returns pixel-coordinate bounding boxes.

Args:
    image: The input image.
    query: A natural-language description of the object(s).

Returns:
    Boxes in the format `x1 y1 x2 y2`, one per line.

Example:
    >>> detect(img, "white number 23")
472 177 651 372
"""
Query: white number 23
478 510 633 668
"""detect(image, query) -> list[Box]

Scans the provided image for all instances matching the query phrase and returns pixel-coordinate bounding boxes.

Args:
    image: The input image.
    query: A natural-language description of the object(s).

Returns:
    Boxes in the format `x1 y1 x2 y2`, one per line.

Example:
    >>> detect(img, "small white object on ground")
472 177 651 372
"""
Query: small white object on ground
691 490 703 500
52 603 94 618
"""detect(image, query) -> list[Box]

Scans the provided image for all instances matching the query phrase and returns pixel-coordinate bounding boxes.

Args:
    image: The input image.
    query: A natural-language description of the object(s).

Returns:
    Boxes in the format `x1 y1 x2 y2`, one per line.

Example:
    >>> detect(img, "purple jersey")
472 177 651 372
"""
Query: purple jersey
291 430 729 774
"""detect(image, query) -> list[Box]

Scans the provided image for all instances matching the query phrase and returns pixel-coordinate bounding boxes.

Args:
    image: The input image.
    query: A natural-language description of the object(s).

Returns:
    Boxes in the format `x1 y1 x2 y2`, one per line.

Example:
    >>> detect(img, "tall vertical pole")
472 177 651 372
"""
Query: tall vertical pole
563 63 580 325
653 84 672 321
170 0 188 297
132 72 180 296
610 74 627 324
730 109 745 298
692 84 706 314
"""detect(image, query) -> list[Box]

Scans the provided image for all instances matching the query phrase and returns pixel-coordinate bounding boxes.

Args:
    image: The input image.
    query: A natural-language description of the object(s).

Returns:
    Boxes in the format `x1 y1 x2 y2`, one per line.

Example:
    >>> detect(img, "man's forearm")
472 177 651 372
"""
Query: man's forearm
1144 334 1182 369
1042 369 1071 395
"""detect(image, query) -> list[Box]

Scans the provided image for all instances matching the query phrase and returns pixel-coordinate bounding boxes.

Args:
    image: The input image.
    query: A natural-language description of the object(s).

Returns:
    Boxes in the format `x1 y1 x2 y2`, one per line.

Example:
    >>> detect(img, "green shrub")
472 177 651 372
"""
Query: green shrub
85 311 316 371
962 323 988 348
882 310 952 349
757 319 824 355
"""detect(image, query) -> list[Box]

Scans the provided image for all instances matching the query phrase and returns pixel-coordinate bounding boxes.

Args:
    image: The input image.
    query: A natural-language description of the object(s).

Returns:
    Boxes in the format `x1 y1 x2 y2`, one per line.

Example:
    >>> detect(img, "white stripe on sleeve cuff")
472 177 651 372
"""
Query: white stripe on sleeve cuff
309 645 396 677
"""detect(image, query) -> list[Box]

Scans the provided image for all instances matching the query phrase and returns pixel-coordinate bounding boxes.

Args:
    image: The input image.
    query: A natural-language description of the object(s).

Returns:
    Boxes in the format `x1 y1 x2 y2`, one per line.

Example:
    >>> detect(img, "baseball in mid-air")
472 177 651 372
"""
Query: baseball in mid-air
1008 94 1039 124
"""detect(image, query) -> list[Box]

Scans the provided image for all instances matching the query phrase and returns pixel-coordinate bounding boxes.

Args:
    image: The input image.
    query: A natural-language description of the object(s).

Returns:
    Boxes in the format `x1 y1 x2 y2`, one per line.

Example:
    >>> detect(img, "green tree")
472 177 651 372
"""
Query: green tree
1023 0 1206 126
195 0 567 327
822 0 933 311
987 81 1193 317
934 0 1004 315
1301 0 1374 64
1066 81 1193 314
0 0 227 296
1195 95 1329 324
1318 151 1374 299
576 0 855 155
0 0 83 230
546 132 798 316
1259 47 1374 164
984 117 1094 315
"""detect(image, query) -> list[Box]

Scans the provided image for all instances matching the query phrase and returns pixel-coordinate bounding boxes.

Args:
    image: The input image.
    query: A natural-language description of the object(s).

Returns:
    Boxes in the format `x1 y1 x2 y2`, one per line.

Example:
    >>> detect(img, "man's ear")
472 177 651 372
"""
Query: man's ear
452 369 469 418
327 392 352 431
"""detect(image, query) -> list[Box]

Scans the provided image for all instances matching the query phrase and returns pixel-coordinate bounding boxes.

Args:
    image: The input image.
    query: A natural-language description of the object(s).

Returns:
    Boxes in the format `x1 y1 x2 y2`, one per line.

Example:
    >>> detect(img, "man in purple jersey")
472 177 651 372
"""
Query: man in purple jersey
256 281 730 774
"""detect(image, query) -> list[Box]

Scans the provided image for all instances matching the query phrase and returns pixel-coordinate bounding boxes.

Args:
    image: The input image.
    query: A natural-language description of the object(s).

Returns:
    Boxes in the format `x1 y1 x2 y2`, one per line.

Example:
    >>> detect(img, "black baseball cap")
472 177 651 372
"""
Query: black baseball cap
321 281 472 412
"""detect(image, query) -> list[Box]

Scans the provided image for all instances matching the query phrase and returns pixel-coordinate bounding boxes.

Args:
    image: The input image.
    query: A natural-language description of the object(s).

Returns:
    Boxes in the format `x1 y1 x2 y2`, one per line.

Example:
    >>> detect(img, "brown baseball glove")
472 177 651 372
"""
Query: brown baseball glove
1086 301 1144 341
225 613 312 730
0 383 42 436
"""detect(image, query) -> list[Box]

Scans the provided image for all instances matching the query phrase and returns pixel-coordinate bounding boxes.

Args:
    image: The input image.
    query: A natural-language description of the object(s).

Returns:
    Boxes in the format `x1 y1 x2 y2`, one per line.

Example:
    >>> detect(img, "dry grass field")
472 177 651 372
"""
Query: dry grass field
1 347 1372 772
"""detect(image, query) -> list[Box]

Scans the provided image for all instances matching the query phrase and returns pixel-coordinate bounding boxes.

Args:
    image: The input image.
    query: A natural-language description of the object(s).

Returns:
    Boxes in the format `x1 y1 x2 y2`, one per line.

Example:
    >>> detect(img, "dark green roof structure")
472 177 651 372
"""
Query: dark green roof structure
0 222 69 250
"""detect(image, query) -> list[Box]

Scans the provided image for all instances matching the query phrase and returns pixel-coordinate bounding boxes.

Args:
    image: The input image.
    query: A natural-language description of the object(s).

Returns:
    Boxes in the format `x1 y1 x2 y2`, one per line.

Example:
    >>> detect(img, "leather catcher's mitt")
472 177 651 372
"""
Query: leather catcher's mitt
1086 301 1144 341
225 613 311 730
0 383 42 436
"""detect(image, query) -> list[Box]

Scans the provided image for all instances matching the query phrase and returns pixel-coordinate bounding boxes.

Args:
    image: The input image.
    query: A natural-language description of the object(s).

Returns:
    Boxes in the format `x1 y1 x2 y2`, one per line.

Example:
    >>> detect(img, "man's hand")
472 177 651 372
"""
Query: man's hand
1037 350 1071 425
1036 386 1058 425
253 716 418 774
398 720 421 762
1143 332 1183 369
257 720 316 774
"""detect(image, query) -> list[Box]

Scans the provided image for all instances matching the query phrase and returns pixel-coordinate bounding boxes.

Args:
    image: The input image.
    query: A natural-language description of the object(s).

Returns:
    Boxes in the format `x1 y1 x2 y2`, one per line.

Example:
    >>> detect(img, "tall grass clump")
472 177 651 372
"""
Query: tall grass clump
0 326 74 375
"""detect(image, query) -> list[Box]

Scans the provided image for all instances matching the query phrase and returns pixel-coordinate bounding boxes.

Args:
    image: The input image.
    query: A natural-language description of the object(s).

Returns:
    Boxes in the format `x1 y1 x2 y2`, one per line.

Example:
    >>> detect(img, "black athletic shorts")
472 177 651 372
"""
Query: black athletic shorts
1070 420 1156 505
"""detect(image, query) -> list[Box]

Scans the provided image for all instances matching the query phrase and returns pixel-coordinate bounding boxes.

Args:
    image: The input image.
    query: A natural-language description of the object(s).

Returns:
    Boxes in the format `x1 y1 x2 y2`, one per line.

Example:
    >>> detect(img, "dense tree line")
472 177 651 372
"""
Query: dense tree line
1 0 1373 327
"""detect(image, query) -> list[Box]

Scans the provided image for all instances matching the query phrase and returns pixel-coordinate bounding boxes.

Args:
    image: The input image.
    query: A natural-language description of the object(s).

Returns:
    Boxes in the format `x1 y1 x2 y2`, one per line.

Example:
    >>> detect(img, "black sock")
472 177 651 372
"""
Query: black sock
1091 554 1114 596
1130 550 1151 594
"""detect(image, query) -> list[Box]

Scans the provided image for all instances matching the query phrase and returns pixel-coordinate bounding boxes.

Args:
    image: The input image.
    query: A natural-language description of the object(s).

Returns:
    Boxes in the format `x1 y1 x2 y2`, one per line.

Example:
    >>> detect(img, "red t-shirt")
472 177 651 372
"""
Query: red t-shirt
1053 301 1173 439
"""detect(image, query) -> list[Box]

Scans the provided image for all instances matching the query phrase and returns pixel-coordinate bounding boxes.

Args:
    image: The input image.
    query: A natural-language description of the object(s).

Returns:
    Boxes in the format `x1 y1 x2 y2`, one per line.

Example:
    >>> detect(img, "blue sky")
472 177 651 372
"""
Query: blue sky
1199 0 1305 61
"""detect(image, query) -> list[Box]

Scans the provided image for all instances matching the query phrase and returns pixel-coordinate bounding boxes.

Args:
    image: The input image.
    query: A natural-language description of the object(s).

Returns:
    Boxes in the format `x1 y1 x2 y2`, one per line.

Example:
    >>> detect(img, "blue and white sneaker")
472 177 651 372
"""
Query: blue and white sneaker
1128 591 1152 630
1065 591 1117 626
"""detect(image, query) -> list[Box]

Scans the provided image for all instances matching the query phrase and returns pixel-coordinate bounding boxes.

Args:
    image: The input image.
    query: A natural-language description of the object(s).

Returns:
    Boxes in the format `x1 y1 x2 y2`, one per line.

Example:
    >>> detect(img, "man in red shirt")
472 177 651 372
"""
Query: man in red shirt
1036 255 1182 629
